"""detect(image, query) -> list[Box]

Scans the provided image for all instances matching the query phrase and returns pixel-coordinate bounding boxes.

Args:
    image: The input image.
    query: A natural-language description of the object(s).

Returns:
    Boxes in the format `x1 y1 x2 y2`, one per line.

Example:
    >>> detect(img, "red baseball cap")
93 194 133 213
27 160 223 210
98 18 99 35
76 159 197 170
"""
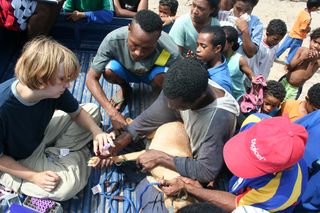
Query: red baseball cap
223 116 308 178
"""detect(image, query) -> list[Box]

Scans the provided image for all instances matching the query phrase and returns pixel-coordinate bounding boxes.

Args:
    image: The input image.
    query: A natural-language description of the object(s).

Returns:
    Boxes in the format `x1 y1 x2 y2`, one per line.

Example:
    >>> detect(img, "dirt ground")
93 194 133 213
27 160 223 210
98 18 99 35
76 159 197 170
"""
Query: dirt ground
148 0 320 99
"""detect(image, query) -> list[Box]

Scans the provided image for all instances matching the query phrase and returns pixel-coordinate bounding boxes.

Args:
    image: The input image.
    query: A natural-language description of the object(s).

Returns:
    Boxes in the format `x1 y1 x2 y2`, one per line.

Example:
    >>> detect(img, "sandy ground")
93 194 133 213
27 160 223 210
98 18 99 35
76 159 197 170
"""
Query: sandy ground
149 0 320 99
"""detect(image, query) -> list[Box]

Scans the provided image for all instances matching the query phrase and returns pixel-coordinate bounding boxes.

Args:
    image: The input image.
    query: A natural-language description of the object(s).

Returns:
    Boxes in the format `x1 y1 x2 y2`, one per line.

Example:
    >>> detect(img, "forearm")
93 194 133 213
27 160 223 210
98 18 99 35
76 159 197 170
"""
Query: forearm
86 69 115 116
137 0 148 11
241 31 258 58
174 157 221 182
0 155 37 182
115 8 136 17
185 185 237 212
72 108 102 136
240 57 255 80
287 56 305 71
109 132 133 155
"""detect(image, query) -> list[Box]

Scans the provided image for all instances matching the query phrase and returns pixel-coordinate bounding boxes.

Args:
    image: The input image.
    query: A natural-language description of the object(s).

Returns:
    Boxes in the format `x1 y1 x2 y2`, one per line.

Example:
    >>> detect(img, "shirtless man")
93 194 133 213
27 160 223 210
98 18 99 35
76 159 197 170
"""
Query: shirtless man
280 27 320 101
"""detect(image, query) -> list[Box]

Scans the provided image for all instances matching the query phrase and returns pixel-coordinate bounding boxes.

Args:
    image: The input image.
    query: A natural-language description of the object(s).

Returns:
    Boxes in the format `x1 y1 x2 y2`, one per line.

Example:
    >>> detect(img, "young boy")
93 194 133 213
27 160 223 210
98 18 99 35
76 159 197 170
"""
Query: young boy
0 37 112 200
158 0 179 28
218 0 263 58
250 19 287 79
261 80 286 115
196 26 233 94
280 83 320 122
280 27 320 101
276 0 320 64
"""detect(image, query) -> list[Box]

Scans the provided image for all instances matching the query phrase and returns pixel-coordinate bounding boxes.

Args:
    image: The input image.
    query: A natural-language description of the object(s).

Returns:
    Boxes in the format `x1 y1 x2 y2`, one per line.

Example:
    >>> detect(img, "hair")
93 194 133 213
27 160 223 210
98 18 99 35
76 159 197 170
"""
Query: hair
177 202 225 213
264 80 286 102
159 0 179 16
307 0 320 9
207 0 221 17
132 10 163 33
201 26 226 51
15 36 79 90
310 27 320 40
307 83 320 108
222 26 239 51
266 19 287 37
234 0 259 7
163 58 208 103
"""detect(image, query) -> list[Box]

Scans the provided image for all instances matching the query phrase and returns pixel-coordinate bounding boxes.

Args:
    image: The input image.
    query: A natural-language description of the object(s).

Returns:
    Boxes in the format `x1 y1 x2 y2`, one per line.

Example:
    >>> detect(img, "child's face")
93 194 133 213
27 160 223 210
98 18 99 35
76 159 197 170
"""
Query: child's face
265 33 284 48
44 64 70 98
196 33 218 62
309 37 320 51
261 94 281 114
159 4 172 17
232 1 254 17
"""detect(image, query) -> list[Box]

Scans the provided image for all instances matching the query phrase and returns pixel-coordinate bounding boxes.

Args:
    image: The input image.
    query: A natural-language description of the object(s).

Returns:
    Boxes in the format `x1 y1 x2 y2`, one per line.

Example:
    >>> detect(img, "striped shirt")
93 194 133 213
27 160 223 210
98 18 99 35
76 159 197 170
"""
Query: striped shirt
229 113 308 212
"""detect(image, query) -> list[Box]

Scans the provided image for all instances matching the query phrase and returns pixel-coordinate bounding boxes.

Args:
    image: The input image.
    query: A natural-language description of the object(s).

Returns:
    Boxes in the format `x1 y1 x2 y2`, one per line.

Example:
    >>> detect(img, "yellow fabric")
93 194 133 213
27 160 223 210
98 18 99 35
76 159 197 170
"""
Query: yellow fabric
280 100 305 122
270 165 303 212
238 172 282 207
154 49 171 66
289 9 311 39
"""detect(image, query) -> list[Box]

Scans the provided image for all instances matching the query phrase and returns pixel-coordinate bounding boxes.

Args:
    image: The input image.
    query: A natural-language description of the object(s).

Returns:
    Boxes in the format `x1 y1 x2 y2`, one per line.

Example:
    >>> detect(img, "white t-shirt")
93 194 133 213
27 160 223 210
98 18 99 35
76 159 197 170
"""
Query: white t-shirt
232 206 269 213
249 39 279 79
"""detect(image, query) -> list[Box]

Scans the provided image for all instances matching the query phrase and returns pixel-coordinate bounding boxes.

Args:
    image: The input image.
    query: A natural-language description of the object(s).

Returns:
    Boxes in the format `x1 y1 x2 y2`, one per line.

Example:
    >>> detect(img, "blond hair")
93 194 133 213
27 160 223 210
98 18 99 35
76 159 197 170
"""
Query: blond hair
15 36 80 89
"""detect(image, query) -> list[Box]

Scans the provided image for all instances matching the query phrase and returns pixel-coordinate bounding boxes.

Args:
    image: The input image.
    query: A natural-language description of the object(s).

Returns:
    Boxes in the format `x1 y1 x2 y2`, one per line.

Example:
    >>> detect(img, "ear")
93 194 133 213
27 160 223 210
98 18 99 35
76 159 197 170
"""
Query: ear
266 32 270 37
128 23 132 31
305 96 309 102
214 45 223 54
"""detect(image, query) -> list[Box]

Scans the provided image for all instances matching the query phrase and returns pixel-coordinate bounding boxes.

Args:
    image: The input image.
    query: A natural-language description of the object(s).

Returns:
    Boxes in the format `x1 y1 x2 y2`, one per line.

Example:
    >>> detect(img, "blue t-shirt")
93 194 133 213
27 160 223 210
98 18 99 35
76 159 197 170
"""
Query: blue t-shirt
295 110 320 211
207 57 233 94
230 113 308 212
0 79 79 160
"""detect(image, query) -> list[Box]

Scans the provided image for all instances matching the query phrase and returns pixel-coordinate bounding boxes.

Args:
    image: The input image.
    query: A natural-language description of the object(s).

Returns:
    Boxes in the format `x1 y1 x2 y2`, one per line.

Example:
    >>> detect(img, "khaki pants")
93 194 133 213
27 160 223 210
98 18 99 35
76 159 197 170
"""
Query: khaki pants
0 103 101 201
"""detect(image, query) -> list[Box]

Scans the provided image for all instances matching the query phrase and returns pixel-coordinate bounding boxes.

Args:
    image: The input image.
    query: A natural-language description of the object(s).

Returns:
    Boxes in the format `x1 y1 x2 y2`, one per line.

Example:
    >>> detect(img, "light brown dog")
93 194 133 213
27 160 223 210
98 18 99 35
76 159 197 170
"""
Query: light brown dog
89 121 197 212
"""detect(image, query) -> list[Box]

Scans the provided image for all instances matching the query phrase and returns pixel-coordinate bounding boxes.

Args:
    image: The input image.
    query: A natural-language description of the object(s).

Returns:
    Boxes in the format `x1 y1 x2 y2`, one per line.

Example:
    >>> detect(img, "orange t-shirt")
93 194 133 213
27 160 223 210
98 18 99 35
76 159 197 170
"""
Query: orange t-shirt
289 9 311 39
280 100 306 122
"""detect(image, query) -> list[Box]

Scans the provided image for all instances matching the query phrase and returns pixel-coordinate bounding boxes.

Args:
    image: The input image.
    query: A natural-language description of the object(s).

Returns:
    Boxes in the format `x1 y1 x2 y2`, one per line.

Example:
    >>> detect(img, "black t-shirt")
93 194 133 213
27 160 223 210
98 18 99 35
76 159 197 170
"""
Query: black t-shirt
0 78 79 160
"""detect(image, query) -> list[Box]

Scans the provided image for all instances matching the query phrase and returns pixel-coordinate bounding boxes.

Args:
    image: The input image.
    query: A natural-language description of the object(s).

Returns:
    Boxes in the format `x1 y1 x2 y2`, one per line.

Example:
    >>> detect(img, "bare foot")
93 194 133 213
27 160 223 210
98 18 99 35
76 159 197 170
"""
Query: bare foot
110 86 132 112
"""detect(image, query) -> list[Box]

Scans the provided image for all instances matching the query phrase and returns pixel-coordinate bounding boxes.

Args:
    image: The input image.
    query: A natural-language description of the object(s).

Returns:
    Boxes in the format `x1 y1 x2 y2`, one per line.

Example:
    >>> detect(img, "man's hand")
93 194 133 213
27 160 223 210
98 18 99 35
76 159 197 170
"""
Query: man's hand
159 177 186 197
88 156 114 168
30 171 61 192
179 176 202 188
67 10 86 22
236 17 248 34
109 109 128 133
136 149 167 171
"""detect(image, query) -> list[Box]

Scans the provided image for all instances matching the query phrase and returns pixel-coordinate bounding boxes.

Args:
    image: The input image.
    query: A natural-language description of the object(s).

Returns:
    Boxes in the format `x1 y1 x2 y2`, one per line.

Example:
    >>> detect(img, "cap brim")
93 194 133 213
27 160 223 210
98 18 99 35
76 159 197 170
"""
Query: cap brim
223 130 268 178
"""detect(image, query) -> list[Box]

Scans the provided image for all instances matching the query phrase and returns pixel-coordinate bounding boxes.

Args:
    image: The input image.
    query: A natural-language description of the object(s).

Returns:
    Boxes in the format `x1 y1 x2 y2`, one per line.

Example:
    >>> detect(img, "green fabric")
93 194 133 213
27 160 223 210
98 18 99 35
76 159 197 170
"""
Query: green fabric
63 0 113 12
91 26 181 76
228 52 245 100
169 14 220 56
280 77 299 101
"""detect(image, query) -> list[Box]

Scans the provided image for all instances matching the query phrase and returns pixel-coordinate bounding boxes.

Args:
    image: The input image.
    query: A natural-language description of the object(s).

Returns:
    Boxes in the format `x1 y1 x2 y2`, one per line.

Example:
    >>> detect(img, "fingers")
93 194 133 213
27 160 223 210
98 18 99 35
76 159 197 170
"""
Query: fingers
42 171 60 192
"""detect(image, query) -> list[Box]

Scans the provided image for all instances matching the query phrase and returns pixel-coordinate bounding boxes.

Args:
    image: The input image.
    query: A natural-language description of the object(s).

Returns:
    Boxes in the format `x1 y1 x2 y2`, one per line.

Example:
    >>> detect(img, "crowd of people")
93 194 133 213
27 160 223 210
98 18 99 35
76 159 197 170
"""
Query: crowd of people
1 0 320 212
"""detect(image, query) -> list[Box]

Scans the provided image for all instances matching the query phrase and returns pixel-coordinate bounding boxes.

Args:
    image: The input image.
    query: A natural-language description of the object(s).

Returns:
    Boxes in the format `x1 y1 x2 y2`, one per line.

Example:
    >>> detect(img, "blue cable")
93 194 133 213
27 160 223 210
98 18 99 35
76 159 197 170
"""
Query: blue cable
135 182 160 213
